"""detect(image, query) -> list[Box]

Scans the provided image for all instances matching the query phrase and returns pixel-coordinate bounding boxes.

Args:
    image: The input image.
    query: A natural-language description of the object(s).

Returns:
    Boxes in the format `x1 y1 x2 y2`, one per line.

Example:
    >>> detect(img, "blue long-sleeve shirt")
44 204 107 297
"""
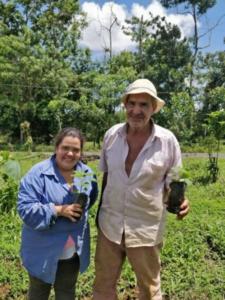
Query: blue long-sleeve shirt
17 155 98 284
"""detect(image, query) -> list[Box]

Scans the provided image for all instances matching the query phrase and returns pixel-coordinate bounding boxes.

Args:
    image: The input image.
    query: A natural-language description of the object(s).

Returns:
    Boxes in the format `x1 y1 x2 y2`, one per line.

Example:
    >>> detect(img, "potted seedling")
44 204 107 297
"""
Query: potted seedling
71 169 96 220
166 166 191 214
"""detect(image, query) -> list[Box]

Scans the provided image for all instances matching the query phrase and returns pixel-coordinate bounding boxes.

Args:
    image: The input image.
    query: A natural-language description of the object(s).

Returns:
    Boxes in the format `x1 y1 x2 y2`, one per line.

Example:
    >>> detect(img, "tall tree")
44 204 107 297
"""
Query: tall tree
160 0 217 93
162 91 196 143
195 51 225 138
122 13 193 130
0 0 88 142
123 15 152 74
142 15 192 97
122 13 191 96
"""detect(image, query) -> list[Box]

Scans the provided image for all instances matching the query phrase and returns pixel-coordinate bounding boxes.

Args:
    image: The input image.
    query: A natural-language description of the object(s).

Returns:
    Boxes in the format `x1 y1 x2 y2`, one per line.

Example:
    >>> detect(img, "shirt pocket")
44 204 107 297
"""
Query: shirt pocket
139 160 167 189
105 144 124 173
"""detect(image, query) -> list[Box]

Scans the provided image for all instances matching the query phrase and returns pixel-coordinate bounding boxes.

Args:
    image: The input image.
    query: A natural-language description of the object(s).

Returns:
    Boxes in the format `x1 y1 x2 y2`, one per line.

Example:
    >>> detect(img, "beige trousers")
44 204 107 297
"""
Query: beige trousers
93 230 162 300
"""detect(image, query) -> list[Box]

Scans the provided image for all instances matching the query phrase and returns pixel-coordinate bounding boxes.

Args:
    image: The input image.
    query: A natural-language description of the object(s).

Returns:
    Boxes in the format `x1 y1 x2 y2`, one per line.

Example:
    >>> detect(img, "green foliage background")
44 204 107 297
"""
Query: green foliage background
0 156 225 299
0 0 224 147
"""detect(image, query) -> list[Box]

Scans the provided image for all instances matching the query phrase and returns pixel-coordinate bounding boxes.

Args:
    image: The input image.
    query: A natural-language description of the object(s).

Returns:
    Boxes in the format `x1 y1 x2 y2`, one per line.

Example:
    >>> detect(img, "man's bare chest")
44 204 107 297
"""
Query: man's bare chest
125 137 148 176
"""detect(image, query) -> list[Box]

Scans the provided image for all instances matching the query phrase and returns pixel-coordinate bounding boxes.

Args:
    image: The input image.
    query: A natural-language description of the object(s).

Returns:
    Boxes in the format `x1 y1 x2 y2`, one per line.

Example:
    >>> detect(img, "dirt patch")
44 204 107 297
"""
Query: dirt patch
0 283 10 299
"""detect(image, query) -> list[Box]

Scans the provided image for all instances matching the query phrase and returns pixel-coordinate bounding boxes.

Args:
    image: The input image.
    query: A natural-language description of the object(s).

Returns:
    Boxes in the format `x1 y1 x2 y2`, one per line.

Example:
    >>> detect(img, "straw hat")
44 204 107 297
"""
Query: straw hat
122 79 165 113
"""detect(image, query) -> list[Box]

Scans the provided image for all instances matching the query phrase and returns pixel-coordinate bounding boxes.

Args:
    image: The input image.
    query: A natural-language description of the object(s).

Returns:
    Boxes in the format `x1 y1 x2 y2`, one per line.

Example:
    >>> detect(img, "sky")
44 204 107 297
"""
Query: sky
79 0 225 58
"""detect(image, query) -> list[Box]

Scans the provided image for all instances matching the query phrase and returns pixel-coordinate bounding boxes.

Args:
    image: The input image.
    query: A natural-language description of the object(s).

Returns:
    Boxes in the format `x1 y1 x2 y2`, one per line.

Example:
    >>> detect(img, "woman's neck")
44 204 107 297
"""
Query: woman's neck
59 168 74 185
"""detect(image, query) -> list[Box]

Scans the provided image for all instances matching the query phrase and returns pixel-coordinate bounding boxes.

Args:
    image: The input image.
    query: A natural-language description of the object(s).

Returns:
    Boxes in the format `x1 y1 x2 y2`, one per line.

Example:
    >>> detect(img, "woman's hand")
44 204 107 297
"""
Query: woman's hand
55 204 83 222
177 199 190 220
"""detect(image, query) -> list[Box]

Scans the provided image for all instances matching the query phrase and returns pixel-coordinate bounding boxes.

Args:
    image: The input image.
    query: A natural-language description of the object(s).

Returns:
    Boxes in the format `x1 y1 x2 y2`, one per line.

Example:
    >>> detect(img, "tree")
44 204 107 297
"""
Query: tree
94 4 120 62
109 51 136 74
162 92 196 143
203 51 225 90
0 0 24 35
160 0 216 53
0 31 76 141
195 51 225 137
122 13 192 103
0 0 88 142
75 65 136 144
160 0 217 93
123 14 152 74
144 15 191 94
203 110 225 183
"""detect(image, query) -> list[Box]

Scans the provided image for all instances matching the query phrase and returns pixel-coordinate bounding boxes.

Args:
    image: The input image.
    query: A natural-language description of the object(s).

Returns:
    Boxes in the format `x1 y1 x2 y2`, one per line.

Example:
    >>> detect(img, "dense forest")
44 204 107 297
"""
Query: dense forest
0 0 225 147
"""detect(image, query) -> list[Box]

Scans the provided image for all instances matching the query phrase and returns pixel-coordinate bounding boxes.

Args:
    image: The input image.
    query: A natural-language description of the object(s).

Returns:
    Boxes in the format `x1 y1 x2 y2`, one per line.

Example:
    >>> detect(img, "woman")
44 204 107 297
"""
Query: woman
17 127 98 300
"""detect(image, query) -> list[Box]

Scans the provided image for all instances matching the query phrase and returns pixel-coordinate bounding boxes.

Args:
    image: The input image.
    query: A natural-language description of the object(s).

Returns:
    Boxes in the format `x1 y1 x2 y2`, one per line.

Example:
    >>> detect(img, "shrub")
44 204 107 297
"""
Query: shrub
0 177 18 213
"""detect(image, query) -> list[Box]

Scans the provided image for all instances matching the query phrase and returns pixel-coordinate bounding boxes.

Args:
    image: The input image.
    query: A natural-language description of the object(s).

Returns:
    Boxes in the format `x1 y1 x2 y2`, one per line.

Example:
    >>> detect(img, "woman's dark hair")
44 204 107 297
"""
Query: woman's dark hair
54 127 85 151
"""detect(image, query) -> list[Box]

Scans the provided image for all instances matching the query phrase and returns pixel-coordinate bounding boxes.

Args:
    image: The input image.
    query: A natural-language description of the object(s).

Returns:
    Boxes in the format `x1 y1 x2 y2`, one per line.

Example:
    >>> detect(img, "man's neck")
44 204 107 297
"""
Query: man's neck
127 122 153 137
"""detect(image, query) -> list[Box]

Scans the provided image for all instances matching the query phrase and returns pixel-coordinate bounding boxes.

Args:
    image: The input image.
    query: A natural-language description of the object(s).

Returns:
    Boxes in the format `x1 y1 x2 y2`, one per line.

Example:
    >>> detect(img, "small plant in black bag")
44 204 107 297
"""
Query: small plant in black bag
71 169 96 220
166 166 191 214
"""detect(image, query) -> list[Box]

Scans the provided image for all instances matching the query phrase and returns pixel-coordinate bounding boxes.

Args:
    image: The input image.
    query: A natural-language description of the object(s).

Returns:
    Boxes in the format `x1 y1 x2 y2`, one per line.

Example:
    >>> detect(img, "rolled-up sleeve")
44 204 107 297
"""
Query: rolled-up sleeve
99 148 107 173
99 133 109 172
17 173 57 231
165 134 182 188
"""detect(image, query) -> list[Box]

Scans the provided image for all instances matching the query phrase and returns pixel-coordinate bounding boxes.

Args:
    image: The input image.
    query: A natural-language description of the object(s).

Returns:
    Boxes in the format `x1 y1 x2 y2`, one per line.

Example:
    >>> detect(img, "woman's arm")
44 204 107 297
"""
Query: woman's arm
17 175 57 230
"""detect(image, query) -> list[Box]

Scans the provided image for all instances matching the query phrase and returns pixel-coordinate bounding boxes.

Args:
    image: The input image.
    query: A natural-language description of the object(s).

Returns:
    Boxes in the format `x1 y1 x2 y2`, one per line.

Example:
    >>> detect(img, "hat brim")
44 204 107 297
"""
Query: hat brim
122 88 165 114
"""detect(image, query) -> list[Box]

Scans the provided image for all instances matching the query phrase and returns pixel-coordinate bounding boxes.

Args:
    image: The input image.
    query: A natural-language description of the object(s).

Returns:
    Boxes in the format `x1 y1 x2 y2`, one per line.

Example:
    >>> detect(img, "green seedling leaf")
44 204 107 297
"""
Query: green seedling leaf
168 166 192 185
73 169 97 194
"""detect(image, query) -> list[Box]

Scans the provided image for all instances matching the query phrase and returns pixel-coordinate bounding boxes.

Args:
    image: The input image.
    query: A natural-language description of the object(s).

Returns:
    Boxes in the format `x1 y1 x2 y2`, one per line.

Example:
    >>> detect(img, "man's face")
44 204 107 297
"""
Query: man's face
125 93 155 130
55 136 81 172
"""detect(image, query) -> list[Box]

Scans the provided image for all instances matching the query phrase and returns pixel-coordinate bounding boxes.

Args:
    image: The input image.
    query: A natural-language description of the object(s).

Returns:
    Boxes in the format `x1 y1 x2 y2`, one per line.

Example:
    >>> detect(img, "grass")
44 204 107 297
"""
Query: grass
3 138 225 154
180 139 225 154
0 156 225 299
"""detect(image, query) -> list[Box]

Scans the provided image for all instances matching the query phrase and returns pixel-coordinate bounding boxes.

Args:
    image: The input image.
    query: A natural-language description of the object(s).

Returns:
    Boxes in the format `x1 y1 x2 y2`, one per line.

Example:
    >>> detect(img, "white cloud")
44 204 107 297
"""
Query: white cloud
80 0 195 55
131 0 165 19
80 1 135 53
168 14 195 37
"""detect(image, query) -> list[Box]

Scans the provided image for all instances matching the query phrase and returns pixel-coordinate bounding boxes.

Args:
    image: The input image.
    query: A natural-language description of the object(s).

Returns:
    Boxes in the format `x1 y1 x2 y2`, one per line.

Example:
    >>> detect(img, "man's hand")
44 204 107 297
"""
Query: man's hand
177 199 189 220
55 204 83 222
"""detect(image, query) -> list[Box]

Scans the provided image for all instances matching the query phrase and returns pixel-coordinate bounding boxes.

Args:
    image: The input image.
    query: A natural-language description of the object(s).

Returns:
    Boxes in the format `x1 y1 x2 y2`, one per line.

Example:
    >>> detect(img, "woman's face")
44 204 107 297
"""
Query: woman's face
55 136 81 172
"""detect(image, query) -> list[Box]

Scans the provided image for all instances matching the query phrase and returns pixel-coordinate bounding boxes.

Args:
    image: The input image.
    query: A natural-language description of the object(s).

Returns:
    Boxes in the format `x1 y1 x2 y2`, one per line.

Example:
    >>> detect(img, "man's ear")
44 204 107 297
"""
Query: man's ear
151 98 157 112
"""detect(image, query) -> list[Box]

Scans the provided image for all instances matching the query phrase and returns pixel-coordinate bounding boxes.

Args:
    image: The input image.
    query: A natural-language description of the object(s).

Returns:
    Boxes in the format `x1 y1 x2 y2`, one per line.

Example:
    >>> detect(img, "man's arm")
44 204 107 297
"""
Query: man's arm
95 172 108 228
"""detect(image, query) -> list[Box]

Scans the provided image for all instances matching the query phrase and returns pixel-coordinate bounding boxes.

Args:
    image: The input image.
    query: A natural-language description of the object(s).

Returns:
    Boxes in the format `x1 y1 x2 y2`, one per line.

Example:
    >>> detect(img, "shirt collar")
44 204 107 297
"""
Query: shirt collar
117 119 161 139
41 154 83 177
117 123 127 137
41 155 57 176
117 120 166 154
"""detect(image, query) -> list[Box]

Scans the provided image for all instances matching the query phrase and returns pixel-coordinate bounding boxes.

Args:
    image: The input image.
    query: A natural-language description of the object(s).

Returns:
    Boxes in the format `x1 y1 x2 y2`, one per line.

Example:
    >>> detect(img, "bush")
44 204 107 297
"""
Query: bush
33 144 54 152
0 177 18 213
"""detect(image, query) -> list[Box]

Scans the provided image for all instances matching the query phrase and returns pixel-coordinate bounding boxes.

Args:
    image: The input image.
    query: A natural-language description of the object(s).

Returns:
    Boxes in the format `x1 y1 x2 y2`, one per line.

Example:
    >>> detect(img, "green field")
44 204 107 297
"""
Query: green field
0 156 225 299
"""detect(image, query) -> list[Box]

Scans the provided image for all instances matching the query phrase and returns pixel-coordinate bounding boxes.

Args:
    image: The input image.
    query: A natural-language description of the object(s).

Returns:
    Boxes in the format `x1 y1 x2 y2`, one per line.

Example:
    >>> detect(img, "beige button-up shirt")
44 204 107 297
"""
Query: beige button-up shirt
99 122 182 247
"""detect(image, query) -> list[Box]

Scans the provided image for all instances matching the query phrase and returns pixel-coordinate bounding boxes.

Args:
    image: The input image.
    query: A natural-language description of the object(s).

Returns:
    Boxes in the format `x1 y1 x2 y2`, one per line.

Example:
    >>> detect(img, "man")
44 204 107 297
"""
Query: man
93 79 189 300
